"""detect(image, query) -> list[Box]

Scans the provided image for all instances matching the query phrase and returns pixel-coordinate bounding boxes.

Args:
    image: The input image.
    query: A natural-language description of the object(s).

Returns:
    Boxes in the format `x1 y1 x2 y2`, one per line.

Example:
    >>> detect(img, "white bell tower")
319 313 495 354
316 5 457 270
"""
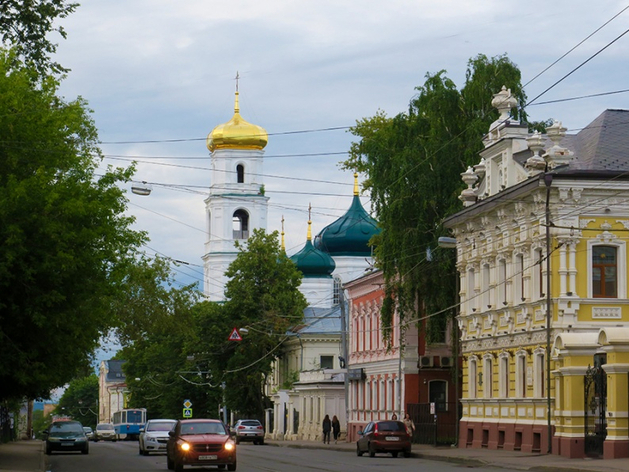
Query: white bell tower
203 86 269 301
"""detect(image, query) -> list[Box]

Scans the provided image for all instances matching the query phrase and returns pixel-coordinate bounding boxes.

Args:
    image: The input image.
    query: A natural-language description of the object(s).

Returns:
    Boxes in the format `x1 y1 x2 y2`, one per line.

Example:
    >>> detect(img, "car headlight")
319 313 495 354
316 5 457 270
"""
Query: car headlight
180 442 191 452
224 441 235 451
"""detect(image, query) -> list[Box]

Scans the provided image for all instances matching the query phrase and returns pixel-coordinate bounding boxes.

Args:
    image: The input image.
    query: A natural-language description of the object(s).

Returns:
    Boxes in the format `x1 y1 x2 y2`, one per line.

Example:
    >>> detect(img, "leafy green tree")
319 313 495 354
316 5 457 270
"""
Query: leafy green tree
54 375 99 428
0 0 77 75
198 229 307 419
343 54 529 341
115 256 211 420
0 50 146 401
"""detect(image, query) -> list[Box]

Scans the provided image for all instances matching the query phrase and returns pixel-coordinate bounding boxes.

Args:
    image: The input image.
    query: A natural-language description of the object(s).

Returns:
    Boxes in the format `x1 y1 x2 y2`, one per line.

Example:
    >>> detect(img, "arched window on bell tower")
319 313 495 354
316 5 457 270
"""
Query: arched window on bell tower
236 164 245 183
233 209 249 240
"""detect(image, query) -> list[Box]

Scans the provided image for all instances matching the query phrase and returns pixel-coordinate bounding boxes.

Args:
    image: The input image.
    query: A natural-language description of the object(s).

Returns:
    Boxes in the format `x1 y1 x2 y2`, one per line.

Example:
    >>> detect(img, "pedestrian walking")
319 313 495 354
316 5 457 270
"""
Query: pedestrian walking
403 413 415 437
322 414 331 444
332 415 340 444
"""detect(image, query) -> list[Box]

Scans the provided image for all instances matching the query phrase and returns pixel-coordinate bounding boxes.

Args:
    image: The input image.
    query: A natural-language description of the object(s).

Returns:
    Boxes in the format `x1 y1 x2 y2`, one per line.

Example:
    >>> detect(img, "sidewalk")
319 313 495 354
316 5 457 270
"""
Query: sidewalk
265 438 629 472
0 440 43 472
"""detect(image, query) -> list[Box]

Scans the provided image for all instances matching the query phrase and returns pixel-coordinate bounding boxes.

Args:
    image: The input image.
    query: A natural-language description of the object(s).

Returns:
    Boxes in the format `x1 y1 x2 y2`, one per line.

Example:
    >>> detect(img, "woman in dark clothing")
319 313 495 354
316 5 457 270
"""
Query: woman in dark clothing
332 415 341 444
322 414 331 444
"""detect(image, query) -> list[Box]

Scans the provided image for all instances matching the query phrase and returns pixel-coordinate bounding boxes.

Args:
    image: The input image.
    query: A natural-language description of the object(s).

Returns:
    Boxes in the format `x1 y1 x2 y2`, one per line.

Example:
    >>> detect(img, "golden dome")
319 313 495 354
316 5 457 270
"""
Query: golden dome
206 91 268 152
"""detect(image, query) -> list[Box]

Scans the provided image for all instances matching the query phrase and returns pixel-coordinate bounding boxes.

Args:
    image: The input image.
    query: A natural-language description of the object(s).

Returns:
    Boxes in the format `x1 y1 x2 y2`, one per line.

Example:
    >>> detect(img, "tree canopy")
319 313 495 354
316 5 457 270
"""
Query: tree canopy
0 0 77 75
54 374 99 428
343 54 528 341
0 50 146 401
196 229 307 419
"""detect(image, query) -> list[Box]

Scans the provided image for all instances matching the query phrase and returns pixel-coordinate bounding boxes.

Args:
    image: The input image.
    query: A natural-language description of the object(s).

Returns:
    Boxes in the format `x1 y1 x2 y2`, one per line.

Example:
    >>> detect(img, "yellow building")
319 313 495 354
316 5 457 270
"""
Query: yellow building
443 87 629 459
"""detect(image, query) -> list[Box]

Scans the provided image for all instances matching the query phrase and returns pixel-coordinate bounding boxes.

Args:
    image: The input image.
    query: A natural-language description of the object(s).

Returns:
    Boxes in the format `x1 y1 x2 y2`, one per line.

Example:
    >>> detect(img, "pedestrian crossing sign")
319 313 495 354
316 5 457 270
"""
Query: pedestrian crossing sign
228 328 243 341
183 408 193 418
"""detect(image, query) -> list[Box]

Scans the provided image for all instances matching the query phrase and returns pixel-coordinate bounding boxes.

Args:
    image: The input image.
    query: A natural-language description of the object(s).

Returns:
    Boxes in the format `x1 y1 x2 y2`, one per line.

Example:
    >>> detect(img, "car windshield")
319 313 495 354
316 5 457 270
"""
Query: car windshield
148 421 176 432
180 422 226 435
97 424 114 431
377 421 403 432
51 422 83 433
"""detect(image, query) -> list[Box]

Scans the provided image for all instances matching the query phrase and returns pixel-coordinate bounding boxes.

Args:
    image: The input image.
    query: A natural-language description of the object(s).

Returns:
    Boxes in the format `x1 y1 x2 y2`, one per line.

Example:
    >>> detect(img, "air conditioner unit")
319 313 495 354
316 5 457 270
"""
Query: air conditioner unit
418 356 433 368
440 356 453 368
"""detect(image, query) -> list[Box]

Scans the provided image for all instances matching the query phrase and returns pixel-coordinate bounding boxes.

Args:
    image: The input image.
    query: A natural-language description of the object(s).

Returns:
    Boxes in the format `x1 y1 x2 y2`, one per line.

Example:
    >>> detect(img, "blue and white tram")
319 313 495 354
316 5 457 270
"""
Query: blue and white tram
112 408 146 440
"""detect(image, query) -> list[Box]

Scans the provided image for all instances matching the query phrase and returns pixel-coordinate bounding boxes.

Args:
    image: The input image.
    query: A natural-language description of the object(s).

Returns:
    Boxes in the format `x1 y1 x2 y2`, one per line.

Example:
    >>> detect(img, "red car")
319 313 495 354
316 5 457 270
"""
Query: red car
356 420 412 458
166 419 236 471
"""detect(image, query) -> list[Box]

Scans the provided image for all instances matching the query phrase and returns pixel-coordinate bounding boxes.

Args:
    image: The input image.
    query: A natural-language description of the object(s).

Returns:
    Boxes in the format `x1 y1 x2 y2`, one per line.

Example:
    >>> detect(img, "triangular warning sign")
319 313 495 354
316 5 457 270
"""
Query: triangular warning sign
228 327 243 341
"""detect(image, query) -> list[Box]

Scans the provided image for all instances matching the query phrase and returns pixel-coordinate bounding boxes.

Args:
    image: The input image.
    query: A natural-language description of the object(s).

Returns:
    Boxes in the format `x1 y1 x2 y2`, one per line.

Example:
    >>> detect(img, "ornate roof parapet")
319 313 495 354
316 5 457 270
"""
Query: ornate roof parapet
459 166 479 207
483 86 519 147
543 120 574 168
525 131 546 172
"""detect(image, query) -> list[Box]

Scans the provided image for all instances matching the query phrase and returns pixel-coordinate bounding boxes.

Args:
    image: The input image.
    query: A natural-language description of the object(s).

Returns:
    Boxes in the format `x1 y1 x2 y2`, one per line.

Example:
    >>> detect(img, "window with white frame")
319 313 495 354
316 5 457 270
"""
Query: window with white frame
592 245 618 298
534 350 545 398
498 258 507 305
516 351 527 397
515 253 524 302
535 248 544 299
499 354 510 398
468 358 477 399
467 267 476 312
483 356 493 398
482 263 490 308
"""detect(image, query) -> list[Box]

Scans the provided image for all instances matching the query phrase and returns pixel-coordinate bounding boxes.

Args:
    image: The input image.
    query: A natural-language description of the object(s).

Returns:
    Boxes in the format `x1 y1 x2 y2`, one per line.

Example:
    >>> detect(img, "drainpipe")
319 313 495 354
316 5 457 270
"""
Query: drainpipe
544 172 553 454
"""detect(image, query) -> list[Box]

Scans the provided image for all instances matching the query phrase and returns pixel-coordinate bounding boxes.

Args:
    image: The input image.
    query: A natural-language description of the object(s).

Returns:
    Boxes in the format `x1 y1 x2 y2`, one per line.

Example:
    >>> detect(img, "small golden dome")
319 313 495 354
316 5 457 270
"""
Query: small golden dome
206 91 268 152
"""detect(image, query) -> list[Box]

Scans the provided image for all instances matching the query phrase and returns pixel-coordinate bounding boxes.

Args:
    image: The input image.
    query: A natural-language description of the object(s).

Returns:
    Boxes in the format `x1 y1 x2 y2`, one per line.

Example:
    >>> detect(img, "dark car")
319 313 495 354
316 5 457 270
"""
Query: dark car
167 419 236 471
83 426 94 441
232 419 264 445
356 420 411 458
44 420 89 455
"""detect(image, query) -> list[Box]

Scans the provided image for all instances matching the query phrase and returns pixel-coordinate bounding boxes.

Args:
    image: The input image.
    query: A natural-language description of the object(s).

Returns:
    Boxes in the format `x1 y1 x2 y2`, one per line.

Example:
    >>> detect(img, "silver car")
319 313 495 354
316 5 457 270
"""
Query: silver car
94 423 117 442
232 419 265 445
139 419 177 455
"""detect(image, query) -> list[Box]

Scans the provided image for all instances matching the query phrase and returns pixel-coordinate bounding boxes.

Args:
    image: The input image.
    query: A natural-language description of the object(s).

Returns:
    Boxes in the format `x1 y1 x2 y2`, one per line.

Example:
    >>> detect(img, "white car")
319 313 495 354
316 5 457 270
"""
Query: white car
139 419 177 455
94 423 117 442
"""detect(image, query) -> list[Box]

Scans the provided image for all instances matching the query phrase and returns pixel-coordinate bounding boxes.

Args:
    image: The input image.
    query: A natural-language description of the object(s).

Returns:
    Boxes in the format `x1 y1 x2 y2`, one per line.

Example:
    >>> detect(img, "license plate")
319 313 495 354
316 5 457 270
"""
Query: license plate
61 443 75 446
199 455 217 460
385 436 400 441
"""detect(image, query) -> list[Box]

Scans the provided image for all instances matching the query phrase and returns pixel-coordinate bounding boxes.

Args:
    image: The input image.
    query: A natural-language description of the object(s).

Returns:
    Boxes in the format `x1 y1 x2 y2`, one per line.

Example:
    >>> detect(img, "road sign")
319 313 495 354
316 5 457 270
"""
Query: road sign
228 327 243 341
183 399 192 408
183 408 192 418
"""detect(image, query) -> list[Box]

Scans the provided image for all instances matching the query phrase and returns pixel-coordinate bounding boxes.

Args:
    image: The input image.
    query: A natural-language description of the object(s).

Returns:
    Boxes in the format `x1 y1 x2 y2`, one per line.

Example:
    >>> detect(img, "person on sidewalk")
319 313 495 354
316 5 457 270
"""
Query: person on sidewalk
322 414 331 444
391 413 398 420
331 415 340 444
403 413 415 437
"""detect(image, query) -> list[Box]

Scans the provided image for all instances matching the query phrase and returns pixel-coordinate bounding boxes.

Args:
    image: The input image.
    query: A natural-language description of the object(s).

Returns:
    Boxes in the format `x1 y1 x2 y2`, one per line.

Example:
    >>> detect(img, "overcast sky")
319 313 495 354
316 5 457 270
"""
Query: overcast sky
51 0 629 294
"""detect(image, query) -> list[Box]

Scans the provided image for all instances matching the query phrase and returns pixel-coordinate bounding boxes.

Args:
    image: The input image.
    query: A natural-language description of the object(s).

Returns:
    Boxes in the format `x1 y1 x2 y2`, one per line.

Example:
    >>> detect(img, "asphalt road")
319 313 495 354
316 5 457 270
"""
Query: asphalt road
44 438 527 472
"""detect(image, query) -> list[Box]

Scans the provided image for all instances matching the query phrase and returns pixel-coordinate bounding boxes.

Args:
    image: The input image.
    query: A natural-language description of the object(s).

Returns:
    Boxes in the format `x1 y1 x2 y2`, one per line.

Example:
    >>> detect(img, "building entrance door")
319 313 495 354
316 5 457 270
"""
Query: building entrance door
584 355 607 457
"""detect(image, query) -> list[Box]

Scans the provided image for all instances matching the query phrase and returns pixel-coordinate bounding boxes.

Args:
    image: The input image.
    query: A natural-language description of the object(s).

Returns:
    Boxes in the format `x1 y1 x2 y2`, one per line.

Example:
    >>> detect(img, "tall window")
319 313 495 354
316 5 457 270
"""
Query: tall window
516 353 527 398
593 245 617 298
499 355 509 398
515 254 524 302
236 164 245 183
534 351 545 398
429 380 448 411
469 358 477 399
467 268 476 312
483 357 493 398
482 263 490 308
232 210 249 240
536 248 544 299
333 276 342 305
498 259 507 305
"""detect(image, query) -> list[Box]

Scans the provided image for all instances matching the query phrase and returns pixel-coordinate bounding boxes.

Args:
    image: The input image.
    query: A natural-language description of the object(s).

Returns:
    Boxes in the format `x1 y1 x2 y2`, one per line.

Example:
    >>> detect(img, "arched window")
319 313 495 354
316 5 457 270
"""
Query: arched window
499 353 510 398
236 164 245 183
534 350 545 398
483 356 493 398
232 210 249 240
